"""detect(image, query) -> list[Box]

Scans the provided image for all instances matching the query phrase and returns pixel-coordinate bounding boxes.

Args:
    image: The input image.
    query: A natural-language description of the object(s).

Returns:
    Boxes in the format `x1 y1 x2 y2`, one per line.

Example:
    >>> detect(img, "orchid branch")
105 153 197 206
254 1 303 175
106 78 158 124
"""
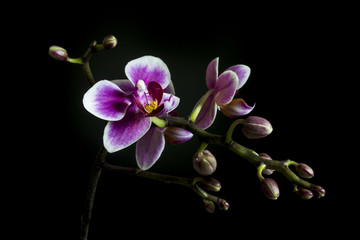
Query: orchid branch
163 115 325 198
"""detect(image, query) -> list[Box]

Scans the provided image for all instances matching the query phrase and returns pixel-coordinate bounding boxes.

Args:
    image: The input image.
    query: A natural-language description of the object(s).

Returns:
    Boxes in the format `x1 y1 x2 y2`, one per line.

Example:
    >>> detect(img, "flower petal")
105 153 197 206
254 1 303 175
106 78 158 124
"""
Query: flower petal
111 79 135 94
164 79 175 95
160 93 180 115
195 93 217 129
163 127 193 144
103 104 151 153
226 65 251 90
83 80 132 121
125 56 171 89
206 57 219 89
136 127 165 170
215 70 238 105
220 98 255 118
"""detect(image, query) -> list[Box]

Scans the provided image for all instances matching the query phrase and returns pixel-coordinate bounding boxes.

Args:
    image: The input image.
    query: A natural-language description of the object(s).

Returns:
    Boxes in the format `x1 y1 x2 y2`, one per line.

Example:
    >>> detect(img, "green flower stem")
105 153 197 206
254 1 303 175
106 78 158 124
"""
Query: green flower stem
257 163 266 181
66 57 83 64
196 142 209 153
225 118 247 143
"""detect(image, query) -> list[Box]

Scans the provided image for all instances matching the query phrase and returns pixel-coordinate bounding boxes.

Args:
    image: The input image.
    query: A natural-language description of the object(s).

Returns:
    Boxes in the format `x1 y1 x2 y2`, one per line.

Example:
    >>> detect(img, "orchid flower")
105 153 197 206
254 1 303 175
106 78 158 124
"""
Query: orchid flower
192 57 255 129
83 56 185 170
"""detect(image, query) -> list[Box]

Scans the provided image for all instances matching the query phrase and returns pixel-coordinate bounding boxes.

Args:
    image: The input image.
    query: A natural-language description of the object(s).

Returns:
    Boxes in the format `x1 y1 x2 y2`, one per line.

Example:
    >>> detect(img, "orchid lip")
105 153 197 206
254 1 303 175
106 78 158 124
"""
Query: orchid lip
133 80 165 116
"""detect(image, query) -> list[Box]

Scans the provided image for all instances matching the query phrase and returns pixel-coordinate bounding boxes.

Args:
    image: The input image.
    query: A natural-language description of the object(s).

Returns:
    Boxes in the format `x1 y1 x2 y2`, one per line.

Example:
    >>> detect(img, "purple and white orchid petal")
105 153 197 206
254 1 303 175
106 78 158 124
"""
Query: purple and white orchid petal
206 57 219 89
125 56 171 89
111 79 135 94
103 104 151 153
83 80 132 121
226 64 251 90
195 93 217 129
159 93 180 115
220 98 255 118
163 127 193 144
215 70 239 105
136 127 165 170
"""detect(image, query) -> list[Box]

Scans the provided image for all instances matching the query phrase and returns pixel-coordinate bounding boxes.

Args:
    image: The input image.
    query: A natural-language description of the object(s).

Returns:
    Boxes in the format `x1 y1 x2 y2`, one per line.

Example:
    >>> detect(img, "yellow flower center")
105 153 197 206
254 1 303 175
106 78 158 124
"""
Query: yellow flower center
144 100 158 114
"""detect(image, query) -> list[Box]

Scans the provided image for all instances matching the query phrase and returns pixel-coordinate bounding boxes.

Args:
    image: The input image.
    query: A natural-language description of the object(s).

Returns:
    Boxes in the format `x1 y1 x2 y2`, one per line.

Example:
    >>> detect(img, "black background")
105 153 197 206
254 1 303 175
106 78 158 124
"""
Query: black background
10 4 356 239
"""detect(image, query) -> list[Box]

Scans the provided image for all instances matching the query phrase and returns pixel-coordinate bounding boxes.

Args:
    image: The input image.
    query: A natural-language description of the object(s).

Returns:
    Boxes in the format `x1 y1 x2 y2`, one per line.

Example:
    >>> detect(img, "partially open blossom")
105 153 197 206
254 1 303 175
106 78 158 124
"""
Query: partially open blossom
193 150 217 176
242 116 273 139
83 56 180 170
193 57 255 129
163 127 193 145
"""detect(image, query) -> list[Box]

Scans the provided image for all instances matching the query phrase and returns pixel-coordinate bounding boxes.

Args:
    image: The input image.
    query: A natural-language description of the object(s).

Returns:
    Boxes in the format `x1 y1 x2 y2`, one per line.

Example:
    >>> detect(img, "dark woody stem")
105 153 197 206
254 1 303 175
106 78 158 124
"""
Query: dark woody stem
80 41 102 86
80 144 228 240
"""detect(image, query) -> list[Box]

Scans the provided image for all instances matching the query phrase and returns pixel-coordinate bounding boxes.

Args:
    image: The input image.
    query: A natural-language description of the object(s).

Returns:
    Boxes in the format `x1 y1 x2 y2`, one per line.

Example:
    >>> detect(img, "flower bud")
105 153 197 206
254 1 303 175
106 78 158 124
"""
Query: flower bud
163 127 193 144
242 116 273 139
198 178 221 192
297 188 313 200
260 178 280 200
259 153 274 175
193 150 217 176
49 46 68 61
219 200 230 211
314 186 326 198
203 200 215 213
296 163 314 179
102 35 118 49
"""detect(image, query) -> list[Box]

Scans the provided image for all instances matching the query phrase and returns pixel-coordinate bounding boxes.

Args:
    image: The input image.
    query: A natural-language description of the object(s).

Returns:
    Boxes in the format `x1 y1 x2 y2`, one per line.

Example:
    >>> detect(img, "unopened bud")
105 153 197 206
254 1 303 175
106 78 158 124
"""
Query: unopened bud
314 186 326 198
49 46 68 61
219 200 230 211
242 116 273 139
203 200 215 213
261 178 280 200
199 178 221 192
193 150 217 176
297 188 314 200
102 35 118 49
296 163 314 179
259 153 274 175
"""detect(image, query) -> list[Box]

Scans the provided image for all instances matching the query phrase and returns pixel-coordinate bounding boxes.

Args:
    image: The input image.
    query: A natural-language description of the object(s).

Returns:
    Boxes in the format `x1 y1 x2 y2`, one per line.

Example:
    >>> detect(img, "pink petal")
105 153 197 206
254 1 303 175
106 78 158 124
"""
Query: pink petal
194 92 217 129
136 127 165 170
226 65 251 90
83 80 132 121
103 104 151 153
163 127 193 144
125 56 171 89
206 57 219 89
220 98 255 118
215 70 238 105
